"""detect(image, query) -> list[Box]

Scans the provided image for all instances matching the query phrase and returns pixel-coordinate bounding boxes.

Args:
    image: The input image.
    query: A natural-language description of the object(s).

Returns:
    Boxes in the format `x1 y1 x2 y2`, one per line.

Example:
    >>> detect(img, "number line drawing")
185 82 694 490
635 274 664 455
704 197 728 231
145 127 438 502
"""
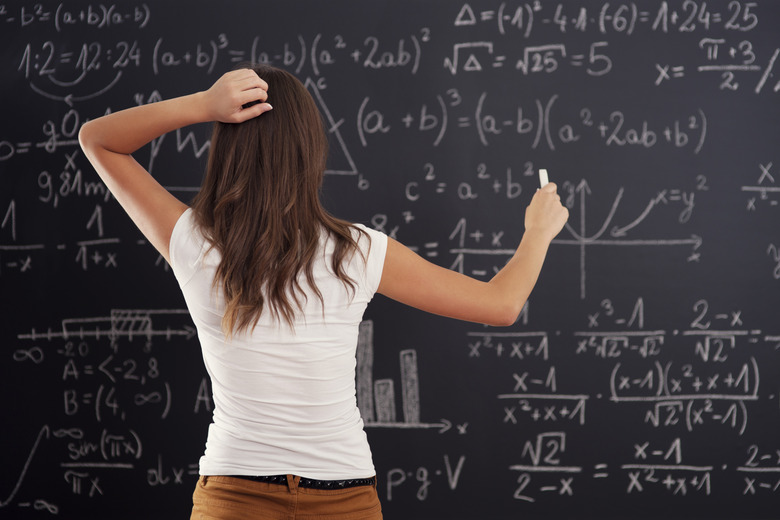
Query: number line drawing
17 309 195 342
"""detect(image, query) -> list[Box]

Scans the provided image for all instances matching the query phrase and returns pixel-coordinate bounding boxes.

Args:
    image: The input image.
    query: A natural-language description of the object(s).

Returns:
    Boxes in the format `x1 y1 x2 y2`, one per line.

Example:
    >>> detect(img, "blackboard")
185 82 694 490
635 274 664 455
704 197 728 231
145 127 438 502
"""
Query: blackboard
2 1 779 518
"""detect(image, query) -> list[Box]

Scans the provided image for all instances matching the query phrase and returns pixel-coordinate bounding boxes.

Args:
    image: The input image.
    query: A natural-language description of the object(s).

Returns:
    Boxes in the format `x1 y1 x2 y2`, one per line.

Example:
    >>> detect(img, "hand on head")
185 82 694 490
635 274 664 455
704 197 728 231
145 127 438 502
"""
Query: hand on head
203 69 273 124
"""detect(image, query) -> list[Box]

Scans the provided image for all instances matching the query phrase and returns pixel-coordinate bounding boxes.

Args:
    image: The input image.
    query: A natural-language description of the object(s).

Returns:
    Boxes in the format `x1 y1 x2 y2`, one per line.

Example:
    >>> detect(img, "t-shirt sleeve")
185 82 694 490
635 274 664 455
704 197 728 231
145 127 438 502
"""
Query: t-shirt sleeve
353 223 388 297
168 208 202 287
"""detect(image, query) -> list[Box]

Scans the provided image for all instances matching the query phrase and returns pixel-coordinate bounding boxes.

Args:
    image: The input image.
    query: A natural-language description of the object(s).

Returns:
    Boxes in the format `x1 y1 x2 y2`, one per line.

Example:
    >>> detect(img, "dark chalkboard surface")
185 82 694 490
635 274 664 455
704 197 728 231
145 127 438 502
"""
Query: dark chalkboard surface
2 1 779 518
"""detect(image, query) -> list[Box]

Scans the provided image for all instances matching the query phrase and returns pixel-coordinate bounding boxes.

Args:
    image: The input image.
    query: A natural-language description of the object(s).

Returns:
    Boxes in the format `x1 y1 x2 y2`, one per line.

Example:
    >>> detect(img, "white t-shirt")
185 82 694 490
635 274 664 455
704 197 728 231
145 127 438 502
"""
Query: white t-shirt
169 208 387 480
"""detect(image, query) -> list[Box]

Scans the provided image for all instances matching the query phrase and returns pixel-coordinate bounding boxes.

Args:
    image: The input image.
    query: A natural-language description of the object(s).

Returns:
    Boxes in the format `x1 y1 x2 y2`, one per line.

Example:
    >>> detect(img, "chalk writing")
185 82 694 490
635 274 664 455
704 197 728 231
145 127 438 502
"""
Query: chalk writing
2 1 779 518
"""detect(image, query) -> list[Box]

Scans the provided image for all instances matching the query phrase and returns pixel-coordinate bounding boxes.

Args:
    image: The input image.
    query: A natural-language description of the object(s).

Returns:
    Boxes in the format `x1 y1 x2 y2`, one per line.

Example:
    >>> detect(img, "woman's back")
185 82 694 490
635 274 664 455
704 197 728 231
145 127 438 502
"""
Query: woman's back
170 209 387 480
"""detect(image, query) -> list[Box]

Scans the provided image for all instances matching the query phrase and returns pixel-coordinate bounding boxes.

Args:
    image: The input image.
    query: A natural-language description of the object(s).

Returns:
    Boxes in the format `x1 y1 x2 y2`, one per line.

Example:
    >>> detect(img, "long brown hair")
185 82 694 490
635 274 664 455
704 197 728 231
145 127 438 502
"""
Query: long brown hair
191 64 366 336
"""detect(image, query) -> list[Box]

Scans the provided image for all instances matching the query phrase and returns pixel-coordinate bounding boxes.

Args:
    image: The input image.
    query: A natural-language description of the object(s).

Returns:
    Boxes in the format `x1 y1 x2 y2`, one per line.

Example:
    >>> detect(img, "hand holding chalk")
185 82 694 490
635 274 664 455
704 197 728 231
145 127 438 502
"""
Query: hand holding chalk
526 168 568 241
539 168 549 188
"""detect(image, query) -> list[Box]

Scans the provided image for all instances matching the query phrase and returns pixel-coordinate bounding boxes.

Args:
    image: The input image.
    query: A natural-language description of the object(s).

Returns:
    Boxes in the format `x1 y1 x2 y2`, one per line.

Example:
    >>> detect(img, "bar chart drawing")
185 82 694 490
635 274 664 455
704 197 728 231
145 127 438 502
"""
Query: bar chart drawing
357 321 451 432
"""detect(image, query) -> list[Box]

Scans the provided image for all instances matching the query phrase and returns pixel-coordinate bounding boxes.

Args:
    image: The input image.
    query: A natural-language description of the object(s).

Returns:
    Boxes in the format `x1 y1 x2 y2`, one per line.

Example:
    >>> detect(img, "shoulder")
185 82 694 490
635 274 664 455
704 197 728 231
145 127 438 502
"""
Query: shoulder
350 223 386 246
169 208 211 281
349 223 388 260
335 223 387 295
170 208 197 249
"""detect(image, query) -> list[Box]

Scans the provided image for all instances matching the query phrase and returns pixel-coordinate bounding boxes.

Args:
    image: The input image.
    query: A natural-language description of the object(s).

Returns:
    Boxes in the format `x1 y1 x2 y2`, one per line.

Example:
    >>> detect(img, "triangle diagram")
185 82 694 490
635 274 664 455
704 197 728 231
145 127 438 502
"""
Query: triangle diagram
305 78 358 176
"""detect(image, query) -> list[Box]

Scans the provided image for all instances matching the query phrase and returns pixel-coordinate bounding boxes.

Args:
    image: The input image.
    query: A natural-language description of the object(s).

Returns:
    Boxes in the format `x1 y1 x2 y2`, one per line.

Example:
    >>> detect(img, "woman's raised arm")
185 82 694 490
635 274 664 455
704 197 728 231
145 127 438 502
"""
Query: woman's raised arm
377 182 569 327
78 69 273 264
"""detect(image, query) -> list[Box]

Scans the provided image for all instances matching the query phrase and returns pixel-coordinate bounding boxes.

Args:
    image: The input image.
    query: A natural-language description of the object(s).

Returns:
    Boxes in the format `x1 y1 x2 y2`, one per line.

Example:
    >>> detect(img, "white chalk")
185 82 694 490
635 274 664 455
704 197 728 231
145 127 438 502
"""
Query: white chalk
539 168 549 188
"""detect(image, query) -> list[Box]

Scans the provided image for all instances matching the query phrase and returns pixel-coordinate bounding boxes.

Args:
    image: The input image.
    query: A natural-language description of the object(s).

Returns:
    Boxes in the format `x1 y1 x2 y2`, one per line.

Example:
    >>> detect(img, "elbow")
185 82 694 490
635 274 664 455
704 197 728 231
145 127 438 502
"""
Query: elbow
491 314 519 328
480 282 530 327
78 120 108 165
488 300 527 327
78 120 95 154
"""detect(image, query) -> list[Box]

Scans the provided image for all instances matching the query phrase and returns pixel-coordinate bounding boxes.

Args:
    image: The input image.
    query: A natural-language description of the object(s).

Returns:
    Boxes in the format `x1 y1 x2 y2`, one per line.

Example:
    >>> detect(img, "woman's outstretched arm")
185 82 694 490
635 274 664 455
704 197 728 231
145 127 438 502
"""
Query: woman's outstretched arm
78 69 273 264
377 182 569 327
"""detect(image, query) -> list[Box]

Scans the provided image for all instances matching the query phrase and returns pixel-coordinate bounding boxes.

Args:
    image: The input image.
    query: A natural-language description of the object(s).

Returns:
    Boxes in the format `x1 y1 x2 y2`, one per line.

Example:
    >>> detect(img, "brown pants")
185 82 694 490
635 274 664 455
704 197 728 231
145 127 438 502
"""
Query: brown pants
191 475 383 520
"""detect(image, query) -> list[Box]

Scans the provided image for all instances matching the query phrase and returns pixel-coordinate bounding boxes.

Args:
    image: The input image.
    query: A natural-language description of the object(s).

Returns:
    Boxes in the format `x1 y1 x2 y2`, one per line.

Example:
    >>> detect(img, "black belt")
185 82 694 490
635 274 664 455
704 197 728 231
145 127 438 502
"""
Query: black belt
229 474 376 490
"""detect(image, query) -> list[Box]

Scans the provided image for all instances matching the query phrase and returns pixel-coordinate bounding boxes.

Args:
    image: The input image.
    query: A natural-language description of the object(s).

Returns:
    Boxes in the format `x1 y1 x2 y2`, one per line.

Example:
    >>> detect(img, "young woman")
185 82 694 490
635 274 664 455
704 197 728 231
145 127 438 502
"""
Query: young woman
79 65 569 519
